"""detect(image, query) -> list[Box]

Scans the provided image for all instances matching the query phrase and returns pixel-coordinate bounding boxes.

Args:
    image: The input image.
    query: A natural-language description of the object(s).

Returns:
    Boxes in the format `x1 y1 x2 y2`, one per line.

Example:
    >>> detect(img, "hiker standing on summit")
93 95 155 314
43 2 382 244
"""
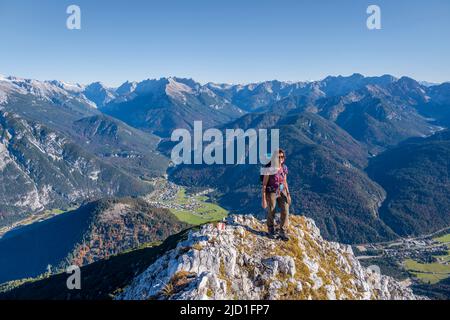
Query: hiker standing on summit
261 149 292 241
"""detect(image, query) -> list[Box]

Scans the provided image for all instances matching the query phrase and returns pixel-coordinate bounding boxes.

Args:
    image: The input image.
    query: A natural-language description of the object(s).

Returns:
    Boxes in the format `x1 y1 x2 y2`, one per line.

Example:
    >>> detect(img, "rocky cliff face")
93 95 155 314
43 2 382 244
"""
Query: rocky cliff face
0 111 154 225
117 215 420 300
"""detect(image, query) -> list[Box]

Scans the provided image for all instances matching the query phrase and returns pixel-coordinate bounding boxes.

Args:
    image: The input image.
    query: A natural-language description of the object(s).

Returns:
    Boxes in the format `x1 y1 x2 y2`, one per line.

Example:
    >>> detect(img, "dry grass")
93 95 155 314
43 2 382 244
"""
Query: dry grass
270 215 358 300
218 258 233 296
161 282 174 298
192 243 204 251
159 271 197 298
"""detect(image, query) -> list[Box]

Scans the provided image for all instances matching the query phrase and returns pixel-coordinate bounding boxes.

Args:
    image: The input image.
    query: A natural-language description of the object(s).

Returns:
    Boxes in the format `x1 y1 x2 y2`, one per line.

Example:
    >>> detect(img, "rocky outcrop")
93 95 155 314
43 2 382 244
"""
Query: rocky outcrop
117 215 421 300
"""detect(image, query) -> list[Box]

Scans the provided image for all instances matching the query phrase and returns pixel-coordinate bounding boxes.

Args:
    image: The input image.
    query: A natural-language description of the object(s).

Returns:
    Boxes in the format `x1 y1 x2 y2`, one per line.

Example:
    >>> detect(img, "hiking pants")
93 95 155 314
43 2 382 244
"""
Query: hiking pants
266 192 289 232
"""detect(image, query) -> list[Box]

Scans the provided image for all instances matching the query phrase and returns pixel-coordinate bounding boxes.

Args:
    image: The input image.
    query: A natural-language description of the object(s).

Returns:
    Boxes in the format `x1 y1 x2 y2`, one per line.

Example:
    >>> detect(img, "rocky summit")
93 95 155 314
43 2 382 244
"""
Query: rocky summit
117 215 421 300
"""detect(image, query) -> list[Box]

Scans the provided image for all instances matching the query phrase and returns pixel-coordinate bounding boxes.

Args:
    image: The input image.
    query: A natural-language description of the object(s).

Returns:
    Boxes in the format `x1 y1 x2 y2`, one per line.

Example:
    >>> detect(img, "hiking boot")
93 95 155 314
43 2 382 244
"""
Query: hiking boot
267 227 277 239
279 230 290 242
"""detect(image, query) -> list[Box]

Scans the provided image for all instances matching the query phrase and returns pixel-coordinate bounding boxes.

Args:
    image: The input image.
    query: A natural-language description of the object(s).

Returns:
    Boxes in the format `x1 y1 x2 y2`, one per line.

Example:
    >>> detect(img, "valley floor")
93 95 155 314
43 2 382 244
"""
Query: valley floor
142 178 228 225
356 230 450 298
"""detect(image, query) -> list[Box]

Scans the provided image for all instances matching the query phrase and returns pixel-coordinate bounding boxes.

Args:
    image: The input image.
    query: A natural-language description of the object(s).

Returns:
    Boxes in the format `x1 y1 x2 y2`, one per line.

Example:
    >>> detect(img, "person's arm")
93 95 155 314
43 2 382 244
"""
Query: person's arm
284 174 292 205
262 175 269 209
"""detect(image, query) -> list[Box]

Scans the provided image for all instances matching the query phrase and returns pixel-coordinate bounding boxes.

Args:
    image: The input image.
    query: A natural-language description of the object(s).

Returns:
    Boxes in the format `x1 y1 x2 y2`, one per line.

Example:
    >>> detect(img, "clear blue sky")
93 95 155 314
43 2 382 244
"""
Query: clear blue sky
0 0 449 86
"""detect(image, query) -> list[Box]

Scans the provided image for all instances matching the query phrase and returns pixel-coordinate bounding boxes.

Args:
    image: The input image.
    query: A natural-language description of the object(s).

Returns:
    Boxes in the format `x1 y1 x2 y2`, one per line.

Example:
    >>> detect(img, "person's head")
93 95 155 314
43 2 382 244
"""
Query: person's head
269 149 285 168
278 149 286 165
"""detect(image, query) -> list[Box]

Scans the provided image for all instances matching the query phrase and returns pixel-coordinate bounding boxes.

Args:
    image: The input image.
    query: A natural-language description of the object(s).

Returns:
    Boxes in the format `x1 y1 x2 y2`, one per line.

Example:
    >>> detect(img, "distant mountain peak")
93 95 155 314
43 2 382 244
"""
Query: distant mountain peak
47 80 85 93
419 81 440 87
398 76 419 84
323 73 364 82
85 81 111 90
116 80 138 96
0 76 90 105
165 77 195 100
83 82 117 107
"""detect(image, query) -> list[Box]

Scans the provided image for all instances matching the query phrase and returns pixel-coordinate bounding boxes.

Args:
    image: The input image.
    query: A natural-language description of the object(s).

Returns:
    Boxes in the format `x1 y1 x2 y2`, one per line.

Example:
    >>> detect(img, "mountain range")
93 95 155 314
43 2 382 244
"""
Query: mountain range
1 72 449 299
1 73 449 242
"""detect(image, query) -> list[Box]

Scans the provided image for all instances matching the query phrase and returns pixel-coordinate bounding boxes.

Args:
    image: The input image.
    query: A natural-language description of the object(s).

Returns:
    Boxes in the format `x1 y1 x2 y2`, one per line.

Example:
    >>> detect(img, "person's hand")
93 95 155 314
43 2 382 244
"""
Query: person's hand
262 197 268 209
287 193 292 205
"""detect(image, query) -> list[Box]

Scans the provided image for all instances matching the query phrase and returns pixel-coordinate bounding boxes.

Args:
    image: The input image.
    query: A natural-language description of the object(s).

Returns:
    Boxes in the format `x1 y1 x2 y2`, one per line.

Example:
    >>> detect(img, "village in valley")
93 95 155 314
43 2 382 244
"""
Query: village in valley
355 230 450 286
142 178 228 225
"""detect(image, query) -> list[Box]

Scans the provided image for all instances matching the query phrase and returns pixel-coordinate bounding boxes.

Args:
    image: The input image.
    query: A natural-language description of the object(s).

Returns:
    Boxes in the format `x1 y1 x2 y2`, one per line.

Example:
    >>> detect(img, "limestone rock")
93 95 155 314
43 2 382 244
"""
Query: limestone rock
117 215 422 300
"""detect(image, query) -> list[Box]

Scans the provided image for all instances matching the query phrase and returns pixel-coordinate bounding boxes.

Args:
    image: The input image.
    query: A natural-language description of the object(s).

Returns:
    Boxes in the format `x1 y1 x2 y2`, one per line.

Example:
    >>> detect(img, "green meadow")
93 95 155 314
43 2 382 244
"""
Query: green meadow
404 233 450 284
170 188 228 225
434 233 450 244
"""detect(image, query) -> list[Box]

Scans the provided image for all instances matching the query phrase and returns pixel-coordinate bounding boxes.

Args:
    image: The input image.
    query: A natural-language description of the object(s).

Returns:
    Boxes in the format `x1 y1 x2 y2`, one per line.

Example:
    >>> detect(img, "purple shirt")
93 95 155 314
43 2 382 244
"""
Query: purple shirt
265 164 288 193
